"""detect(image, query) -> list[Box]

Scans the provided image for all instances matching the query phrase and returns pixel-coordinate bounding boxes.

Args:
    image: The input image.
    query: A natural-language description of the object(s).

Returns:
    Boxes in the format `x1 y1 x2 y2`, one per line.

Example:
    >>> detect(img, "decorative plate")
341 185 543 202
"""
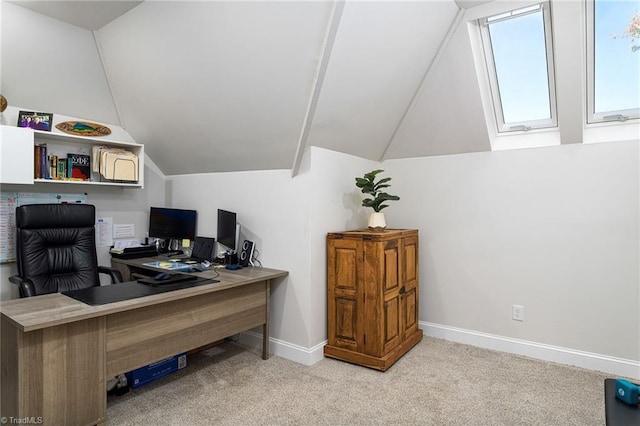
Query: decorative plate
56 121 111 137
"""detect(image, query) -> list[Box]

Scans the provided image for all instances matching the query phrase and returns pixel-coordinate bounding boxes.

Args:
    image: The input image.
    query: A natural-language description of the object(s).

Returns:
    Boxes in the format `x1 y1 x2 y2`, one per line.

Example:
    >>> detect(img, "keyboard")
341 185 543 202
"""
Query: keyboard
183 257 207 263
138 274 198 286
161 250 184 257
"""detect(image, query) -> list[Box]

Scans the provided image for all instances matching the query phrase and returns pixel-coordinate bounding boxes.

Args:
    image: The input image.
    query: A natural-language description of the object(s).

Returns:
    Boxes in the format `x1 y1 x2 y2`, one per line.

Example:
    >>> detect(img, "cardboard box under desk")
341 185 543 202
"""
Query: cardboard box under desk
125 352 187 389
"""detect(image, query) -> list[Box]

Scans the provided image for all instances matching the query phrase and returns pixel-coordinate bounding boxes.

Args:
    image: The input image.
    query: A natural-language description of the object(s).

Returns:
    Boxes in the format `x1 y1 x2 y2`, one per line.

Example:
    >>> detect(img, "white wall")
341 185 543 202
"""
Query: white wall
384 140 639 363
166 142 639 376
166 167 312 349
0 2 119 125
165 147 377 356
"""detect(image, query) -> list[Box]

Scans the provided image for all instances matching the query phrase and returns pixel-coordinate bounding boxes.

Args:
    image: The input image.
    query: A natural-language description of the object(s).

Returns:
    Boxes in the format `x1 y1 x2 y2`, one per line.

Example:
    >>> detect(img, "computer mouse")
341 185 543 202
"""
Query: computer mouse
154 272 171 280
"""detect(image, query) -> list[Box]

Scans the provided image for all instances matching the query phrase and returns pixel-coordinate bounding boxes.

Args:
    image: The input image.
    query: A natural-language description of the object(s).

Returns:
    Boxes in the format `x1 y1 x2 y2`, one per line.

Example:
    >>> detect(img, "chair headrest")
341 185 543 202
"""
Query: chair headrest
16 204 96 229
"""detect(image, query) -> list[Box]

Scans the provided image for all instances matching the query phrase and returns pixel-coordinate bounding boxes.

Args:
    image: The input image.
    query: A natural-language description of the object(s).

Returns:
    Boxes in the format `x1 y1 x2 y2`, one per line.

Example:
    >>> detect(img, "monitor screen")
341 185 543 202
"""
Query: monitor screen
217 209 237 251
149 207 197 241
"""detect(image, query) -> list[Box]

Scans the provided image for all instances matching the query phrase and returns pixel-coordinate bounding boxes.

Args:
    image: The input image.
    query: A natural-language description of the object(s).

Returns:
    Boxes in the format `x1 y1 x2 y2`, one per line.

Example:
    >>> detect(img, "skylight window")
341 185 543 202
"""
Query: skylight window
586 0 640 123
479 2 557 133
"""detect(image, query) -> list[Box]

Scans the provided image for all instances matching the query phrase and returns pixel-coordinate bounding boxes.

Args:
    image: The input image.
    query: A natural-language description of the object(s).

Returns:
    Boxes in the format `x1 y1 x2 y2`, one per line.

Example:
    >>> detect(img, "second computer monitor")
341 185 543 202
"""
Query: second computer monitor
217 209 238 252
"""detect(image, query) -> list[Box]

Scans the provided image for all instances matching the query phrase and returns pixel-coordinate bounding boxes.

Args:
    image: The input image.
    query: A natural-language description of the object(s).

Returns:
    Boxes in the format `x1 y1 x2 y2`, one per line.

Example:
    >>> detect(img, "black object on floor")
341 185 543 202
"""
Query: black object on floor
605 378 640 425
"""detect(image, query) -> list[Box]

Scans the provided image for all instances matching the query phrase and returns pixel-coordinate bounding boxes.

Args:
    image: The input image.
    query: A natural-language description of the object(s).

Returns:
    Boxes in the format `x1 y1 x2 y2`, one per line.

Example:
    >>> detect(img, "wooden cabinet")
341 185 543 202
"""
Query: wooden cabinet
325 229 422 371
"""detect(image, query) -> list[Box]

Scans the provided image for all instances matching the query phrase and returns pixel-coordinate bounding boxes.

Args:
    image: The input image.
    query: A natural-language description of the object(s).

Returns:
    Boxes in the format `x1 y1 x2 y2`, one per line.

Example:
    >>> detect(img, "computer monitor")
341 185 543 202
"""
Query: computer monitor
148 207 197 241
217 209 237 252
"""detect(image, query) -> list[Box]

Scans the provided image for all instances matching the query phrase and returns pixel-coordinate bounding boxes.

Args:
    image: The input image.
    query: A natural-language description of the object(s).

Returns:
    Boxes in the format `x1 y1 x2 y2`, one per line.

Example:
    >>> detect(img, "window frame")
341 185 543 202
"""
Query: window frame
585 0 640 124
479 2 558 133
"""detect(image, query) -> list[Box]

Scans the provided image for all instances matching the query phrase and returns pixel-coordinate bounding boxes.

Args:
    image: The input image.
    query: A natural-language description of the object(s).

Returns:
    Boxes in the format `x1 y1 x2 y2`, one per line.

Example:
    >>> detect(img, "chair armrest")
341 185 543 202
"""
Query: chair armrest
8 275 36 298
98 266 123 283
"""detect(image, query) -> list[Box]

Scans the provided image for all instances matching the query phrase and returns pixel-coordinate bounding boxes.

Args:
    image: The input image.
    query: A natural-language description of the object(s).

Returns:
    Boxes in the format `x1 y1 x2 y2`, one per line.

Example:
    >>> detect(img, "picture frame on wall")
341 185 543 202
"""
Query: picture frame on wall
17 111 53 131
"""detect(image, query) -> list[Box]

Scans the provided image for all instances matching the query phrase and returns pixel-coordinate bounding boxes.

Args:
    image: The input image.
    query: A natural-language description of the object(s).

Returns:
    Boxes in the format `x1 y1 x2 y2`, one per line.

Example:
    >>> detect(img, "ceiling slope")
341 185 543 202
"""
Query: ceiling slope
385 10 491 159
99 0 488 175
1 1 120 124
96 1 334 175
7 1 143 30
306 1 461 161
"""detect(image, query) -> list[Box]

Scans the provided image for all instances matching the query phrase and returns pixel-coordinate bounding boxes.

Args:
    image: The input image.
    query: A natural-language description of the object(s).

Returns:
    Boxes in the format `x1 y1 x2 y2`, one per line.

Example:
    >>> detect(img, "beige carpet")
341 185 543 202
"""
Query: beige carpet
107 337 611 425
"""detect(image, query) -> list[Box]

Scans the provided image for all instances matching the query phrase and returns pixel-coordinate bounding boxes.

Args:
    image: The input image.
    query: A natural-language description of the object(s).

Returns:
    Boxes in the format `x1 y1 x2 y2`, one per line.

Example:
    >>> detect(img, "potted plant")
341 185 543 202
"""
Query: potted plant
355 169 400 231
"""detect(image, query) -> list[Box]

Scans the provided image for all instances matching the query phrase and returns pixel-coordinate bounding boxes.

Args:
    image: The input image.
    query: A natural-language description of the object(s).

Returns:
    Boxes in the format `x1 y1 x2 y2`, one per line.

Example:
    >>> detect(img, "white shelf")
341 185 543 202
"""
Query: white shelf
1 106 144 188
33 179 142 187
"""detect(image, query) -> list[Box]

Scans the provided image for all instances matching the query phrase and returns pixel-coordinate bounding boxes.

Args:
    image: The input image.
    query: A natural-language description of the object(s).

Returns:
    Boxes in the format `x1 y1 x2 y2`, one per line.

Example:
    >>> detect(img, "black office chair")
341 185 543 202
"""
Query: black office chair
9 203 123 298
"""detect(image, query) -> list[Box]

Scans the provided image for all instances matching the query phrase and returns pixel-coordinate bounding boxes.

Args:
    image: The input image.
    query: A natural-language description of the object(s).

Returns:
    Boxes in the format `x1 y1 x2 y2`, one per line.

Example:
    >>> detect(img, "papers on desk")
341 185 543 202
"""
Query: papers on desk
111 239 142 251
110 243 157 259
143 261 192 271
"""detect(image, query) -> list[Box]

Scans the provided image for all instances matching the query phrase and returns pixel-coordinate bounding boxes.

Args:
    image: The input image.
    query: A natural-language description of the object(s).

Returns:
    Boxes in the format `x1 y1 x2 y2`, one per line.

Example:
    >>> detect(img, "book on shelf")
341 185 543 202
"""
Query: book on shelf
67 153 91 181
34 145 42 178
49 154 58 179
42 146 49 179
57 157 67 179
34 144 48 179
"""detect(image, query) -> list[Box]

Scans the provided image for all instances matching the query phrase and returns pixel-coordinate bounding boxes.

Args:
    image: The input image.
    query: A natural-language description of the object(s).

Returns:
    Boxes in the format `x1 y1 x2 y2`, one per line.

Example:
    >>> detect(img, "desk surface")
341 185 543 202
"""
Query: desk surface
0 264 287 332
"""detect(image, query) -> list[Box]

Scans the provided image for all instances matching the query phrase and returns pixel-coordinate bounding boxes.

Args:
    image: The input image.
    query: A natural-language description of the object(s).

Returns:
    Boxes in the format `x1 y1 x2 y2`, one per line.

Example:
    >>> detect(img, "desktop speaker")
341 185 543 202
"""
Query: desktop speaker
239 240 255 267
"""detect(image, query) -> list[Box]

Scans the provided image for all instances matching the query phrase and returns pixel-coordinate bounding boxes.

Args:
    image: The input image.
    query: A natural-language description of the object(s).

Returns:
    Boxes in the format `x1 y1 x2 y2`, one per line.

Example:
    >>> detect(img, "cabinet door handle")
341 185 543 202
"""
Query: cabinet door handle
399 286 406 295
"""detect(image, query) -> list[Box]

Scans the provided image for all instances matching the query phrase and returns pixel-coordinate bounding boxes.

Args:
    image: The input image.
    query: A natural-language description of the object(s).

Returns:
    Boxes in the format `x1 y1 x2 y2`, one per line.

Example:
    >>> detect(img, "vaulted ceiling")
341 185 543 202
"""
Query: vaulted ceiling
2 1 495 176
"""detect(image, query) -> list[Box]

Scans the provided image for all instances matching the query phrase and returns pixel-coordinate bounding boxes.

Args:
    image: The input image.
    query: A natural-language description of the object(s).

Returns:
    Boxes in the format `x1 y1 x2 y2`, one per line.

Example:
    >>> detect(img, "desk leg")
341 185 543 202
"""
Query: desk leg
263 281 270 360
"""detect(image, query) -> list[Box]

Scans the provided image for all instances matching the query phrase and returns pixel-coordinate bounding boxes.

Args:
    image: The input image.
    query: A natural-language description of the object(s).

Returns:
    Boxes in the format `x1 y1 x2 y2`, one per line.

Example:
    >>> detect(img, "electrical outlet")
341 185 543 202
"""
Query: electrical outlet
512 305 524 321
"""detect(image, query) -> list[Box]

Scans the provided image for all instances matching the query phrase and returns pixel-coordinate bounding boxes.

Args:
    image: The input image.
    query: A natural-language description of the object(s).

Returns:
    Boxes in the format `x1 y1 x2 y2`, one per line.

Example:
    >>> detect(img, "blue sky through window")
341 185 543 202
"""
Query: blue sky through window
488 9 551 124
594 0 640 114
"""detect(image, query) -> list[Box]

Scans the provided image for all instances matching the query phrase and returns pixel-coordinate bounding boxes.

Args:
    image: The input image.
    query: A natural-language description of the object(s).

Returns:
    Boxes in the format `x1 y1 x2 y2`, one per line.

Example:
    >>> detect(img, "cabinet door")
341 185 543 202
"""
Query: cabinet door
364 238 402 357
400 235 419 338
327 238 363 352
0 126 33 184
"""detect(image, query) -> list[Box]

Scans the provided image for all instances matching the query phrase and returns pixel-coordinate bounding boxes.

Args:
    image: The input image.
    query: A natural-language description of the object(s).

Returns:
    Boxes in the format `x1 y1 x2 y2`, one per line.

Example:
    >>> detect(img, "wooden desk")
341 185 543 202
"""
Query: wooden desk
0 264 287 426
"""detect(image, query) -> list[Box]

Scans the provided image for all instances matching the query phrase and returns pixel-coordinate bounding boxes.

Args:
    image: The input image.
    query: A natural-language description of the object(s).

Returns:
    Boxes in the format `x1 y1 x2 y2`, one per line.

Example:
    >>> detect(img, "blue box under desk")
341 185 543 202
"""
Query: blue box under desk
126 353 187 389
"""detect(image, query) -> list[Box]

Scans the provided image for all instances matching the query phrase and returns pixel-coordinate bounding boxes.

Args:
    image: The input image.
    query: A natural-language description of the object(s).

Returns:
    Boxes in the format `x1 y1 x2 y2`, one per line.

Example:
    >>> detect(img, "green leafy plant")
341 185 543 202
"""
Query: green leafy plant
355 169 400 212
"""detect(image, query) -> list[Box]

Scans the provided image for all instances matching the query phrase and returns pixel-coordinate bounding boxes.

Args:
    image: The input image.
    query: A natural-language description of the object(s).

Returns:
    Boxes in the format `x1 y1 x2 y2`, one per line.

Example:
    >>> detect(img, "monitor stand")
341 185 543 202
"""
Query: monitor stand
157 238 183 255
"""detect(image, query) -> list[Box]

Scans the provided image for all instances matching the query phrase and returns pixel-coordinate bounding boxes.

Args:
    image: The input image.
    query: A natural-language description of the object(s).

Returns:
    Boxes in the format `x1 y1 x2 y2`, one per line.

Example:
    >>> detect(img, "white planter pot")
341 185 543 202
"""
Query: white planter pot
368 212 386 231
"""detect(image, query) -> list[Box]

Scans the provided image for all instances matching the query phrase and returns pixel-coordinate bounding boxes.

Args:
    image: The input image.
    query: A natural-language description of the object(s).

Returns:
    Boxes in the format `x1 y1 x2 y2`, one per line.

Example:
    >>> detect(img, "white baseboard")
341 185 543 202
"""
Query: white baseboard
238 331 326 366
422 321 640 380
237 324 639 380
